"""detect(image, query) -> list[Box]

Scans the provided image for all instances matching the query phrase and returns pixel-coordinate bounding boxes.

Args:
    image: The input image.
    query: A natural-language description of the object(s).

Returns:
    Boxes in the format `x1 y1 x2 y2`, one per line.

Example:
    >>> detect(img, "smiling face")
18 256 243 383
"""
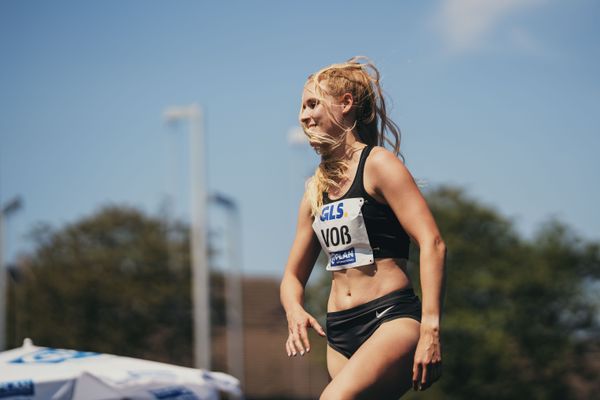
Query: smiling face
299 80 352 147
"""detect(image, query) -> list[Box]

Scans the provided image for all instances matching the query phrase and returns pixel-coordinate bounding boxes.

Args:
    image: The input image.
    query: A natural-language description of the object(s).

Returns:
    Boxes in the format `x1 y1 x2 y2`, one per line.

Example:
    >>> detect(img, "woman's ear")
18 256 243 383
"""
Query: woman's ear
341 93 354 115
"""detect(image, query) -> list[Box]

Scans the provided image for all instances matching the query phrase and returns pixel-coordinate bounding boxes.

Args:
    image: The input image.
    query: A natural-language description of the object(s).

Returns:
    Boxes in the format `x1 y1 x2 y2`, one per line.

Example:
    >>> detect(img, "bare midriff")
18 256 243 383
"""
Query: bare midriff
327 257 413 312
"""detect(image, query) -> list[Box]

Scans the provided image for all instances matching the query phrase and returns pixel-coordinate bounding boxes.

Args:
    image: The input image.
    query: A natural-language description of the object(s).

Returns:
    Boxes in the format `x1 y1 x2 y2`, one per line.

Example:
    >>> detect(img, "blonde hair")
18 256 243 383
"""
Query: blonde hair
301 56 403 216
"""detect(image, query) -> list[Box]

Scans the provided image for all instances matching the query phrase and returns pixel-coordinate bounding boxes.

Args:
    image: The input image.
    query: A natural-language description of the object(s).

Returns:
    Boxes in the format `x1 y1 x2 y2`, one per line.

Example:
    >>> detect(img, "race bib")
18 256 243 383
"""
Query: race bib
312 197 374 271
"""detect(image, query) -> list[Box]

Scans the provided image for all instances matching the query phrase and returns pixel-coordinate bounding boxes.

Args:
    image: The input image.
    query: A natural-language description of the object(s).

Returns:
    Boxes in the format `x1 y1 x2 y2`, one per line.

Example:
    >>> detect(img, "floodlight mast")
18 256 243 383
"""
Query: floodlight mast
163 104 211 370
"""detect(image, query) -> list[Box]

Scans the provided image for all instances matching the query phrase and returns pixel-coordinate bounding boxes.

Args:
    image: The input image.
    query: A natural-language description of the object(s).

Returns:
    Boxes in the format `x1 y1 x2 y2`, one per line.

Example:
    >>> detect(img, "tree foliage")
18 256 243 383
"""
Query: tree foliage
410 186 599 399
7 206 195 365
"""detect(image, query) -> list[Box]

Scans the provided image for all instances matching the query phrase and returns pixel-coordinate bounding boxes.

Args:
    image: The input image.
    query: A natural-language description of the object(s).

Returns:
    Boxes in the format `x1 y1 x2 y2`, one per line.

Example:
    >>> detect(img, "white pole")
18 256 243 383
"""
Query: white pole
164 105 211 370
189 104 211 370
223 198 244 387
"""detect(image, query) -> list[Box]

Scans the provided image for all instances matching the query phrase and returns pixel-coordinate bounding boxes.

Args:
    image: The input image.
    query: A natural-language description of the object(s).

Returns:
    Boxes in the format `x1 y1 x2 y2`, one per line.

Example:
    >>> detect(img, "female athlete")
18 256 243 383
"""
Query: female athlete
280 57 446 399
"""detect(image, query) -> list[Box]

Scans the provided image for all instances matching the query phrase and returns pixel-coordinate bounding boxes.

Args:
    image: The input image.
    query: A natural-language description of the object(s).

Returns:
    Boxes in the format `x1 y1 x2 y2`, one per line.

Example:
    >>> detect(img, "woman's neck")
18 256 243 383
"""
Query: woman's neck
329 130 366 160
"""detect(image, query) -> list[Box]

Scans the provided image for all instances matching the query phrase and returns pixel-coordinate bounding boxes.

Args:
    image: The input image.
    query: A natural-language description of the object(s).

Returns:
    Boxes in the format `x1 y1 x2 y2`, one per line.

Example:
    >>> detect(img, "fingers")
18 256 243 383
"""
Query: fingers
287 323 320 357
310 316 326 337
292 323 307 355
287 332 301 356
413 361 443 391
286 312 326 358
412 363 421 391
297 322 310 353
290 328 302 356
420 361 429 389
286 331 305 357
285 336 295 357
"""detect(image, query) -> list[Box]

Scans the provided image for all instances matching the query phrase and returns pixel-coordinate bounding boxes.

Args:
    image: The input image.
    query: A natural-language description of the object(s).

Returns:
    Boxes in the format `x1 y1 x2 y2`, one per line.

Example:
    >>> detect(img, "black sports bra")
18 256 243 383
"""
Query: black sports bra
312 146 410 270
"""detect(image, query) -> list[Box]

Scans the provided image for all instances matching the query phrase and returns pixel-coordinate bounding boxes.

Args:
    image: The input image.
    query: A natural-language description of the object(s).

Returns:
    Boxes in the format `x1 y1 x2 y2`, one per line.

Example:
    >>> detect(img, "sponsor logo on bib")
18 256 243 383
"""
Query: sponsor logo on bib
330 248 356 266
320 202 348 221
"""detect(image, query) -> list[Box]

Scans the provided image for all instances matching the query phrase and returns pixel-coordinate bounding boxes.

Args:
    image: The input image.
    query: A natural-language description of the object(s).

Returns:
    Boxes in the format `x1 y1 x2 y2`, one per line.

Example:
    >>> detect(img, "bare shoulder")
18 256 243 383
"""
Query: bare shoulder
366 146 412 184
369 145 400 162
363 146 418 204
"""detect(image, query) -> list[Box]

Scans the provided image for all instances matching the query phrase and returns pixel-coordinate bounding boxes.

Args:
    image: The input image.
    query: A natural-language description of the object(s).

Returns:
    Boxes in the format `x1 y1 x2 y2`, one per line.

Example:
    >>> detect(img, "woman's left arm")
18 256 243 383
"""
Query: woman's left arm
367 148 447 391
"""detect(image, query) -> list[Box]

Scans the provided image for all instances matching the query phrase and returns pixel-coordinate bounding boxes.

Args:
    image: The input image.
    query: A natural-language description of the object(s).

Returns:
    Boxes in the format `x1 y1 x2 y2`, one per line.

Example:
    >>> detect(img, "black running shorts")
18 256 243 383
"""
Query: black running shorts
326 287 422 359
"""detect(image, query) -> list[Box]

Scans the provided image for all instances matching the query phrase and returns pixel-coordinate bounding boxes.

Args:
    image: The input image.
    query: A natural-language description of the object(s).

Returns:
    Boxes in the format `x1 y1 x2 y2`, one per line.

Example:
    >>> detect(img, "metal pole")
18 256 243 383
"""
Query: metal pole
189 104 211 370
212 194 245 387
164 105 211 370
227 206 244 388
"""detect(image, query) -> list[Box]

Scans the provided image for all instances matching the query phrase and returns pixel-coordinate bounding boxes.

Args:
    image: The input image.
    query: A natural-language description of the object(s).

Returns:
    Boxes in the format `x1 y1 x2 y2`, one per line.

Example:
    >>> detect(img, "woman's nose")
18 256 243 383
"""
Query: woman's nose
300 108 311 125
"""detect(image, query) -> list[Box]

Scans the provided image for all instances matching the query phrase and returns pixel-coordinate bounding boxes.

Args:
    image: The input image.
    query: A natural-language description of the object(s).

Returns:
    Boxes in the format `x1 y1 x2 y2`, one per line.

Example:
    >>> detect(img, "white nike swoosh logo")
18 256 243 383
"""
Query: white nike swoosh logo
375 305 396 319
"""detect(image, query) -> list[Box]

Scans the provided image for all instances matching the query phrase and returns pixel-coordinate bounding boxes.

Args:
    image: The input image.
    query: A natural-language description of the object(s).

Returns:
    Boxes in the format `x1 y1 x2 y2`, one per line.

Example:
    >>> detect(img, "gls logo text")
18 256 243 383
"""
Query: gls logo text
320 202 347 221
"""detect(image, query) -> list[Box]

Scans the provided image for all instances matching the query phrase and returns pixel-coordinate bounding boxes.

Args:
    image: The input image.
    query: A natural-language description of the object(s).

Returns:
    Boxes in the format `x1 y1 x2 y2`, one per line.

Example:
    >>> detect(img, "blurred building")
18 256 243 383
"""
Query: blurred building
212 276 328 400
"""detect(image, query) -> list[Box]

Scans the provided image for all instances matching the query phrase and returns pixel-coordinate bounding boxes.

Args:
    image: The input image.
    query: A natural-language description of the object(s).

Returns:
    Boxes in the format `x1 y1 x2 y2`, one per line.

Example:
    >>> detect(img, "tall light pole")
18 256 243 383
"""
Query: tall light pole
163 104 211 370
210 193 244 388
0 196 23 350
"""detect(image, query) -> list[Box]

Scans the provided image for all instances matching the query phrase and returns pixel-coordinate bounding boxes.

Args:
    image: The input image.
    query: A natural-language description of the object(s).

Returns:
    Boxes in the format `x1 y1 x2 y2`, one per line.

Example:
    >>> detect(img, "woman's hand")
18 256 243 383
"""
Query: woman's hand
412 323 442 391
285 305 326 357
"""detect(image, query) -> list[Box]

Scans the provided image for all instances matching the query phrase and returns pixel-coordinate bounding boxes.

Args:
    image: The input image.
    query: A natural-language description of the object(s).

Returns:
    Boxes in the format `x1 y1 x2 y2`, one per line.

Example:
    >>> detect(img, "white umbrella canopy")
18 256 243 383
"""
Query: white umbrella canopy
0 339 242 400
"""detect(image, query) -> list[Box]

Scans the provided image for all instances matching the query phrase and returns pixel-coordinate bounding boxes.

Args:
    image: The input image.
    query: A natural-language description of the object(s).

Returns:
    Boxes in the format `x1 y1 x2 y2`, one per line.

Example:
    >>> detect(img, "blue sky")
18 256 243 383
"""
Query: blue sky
1 0 598 276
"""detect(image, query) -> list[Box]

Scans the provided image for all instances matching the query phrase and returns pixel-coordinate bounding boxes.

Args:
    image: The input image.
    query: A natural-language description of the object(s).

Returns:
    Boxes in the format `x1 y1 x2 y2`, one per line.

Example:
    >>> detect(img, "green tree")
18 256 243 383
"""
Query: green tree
421 186 600 400
7 205 197 365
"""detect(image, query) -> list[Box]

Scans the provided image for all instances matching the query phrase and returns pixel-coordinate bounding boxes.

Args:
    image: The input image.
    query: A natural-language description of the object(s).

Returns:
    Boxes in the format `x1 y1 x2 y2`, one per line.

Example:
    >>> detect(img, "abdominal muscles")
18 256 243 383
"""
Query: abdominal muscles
328 258 413 312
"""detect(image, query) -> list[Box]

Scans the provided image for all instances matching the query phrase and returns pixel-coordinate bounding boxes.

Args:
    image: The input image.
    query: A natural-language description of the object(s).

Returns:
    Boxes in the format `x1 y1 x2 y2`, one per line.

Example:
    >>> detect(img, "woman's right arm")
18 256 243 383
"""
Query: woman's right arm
280 192 326 356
